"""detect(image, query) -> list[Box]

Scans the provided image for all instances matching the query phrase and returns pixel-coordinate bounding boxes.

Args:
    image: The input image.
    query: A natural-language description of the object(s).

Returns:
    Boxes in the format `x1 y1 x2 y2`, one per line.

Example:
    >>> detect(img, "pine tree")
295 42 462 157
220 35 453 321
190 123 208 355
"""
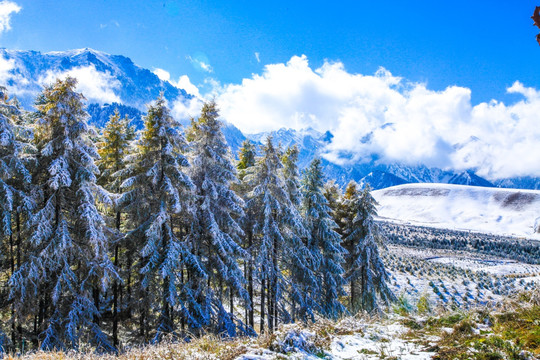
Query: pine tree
341 182 395 313
0 87 34 352
244 137 308 332
96 109 135 347
0 86 33 239
186 100 250 336
237 140 256 178
234 139 258 329
119 95 201 341
10 77 117 351
301 158 346 319
322 180 342 215
281 145 301 207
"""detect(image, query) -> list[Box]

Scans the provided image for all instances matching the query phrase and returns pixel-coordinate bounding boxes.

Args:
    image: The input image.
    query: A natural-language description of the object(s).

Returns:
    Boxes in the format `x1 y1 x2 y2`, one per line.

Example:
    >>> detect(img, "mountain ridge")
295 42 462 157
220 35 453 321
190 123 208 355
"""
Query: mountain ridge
1 47 539 190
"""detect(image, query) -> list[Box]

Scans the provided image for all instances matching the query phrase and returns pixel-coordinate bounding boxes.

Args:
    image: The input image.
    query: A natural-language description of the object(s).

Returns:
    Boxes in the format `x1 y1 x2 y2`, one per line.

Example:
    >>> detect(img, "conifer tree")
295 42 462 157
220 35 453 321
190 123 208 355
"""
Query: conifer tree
234 139 257 328
96 109 135 347
119 96 201 341
244 137 308 332
0 86 33 239
322 180 342 214
186 101 250 336
341 182 394 313
10 77 117 351
281 145 301 207
0 87 34 351
237 140 256 178
301 158 346 318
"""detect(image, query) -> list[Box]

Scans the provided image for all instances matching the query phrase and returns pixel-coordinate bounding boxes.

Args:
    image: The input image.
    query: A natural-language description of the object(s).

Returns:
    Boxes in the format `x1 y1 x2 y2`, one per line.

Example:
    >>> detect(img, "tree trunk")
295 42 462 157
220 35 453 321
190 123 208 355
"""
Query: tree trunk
10 227 16 350
260 276 265 334
229 286 234 315
113 233 120 348
247 230 254 328
139 256 146 340
351 280 356 315
181 264 185 332
93 287 100 327
16 212 22 348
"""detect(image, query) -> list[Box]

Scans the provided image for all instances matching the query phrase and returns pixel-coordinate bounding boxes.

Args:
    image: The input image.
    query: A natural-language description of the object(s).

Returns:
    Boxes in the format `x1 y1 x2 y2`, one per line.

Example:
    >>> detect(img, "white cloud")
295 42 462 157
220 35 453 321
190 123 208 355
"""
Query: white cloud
216 55 540 180
188 55 213 73
153 67 171 82
0 0 20 34
151 68 203 120
153 68 201 98
39 65 121 104
177 75 200 97
99 20 120 29
171 96 203 123
0 53 14 81
255 52 260 63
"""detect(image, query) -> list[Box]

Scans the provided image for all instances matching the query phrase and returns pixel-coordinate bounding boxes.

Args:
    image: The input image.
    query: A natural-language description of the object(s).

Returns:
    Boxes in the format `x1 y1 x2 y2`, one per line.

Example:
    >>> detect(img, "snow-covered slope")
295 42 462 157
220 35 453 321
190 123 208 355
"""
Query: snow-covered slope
373 183 540 239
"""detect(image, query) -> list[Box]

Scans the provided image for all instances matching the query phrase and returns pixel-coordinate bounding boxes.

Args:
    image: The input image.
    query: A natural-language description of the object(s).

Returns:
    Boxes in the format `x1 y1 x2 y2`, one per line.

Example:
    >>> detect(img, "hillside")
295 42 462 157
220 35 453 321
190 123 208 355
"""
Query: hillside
373 183 540 239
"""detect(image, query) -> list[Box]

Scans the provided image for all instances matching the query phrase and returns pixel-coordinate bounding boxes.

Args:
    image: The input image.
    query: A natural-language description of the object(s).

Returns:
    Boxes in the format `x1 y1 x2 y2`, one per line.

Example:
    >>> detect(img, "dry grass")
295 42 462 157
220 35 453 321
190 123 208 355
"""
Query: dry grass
399 291 540 360
6 335 251 360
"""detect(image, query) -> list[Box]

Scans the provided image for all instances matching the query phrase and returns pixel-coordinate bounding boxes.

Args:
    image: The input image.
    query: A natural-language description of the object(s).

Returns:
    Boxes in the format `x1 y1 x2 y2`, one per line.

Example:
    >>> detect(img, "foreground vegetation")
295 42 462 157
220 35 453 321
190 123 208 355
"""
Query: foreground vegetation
3 291 538 359
401 291 540 360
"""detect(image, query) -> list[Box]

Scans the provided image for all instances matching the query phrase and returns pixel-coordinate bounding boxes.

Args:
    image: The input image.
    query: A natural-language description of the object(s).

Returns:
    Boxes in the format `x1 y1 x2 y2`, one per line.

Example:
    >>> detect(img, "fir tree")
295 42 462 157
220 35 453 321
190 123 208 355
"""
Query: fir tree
10 77 117 351
244 137 308 332
0 86 33 238
234 139 258 329
186 100 250 336
301 158 346 319
0 87 34 352
322 180 342 215
237 139 256 178
341 182 395 313
281 145 301 207
96 109 135 347
119 95 201 341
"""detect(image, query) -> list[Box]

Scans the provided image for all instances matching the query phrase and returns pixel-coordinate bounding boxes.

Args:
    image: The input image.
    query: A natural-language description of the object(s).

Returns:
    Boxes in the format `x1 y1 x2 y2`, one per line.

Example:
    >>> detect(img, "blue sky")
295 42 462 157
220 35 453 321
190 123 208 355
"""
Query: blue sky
1 0 539 104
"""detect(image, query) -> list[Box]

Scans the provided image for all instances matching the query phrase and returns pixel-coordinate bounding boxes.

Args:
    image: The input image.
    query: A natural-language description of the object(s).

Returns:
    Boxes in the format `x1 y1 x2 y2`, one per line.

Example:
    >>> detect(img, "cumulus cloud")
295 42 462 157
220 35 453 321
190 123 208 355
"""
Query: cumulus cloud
153 68 201 98
153 67 171 82
0 0 20 34
0 53 14 80
177 75 200 97
216 55 540 180
39 65 121 104
171 96 203 124
151 67 203 122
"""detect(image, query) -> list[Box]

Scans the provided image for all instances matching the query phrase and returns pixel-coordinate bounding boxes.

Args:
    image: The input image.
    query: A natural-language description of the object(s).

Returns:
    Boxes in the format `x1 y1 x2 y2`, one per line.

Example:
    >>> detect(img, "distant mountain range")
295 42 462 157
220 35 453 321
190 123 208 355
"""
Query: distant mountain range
1 47 539 190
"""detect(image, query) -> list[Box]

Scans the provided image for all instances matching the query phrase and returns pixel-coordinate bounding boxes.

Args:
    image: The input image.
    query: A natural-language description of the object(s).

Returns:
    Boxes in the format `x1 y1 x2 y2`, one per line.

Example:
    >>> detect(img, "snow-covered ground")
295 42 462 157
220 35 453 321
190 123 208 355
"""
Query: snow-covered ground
328 322 434 360
237 320 435 360
373 183 540 239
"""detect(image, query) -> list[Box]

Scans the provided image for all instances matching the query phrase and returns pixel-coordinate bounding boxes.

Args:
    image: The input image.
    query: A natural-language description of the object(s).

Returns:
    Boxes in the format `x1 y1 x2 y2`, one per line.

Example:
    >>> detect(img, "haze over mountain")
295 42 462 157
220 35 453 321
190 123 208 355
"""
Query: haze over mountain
1 47 539 190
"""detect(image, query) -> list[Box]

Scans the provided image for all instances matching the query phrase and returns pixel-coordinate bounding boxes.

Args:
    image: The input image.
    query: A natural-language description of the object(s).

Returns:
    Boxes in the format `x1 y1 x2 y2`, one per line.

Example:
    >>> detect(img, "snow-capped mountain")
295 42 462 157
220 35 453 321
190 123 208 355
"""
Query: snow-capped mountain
1 47 538 190
0 47 190 109
447 170 494 187
242 126 519 189
373 183 540 239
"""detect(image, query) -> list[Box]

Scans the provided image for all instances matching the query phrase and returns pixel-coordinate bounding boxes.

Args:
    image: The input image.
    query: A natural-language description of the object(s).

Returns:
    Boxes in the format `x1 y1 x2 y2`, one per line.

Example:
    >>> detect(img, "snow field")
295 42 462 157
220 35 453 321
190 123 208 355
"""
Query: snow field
373 183 540 239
